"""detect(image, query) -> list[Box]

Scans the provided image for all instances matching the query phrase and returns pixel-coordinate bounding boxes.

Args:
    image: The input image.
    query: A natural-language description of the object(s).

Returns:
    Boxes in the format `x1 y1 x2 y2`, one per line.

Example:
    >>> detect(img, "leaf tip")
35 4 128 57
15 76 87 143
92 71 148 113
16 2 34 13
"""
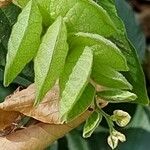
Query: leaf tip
33 99 39 107
3 80 9 87
59 113 66 123
3 70 11 87
125 80 133 90
34 93 43 107
82 132 91 139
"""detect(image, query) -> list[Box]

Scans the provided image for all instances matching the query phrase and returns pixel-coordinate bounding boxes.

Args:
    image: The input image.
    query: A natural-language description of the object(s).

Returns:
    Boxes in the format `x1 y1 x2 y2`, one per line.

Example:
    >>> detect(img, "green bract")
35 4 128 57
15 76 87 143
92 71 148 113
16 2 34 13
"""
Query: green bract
34 16 68 104
92 64 132 90
97 0 148 104
64 0 117 36
97 90 137 103
60 46 93 121
4 0 42 86
4 0 148 128
70 32 128 71
64 84 95 122
83 111 102 138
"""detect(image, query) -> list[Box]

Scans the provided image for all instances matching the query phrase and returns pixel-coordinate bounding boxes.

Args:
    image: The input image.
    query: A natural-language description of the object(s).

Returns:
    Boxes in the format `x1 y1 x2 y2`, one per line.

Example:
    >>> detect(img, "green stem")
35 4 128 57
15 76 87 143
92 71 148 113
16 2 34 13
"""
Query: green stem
97 108 114 133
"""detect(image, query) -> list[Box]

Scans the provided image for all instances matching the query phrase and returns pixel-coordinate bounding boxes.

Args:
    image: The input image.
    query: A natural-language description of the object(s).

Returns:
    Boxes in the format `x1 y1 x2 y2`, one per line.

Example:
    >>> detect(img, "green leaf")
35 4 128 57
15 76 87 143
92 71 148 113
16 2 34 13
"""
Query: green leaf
0 4 34 87
34 16 68 104
92 64 132 90
0 4 20 26
4 0 42 86
0 4 20 49
64 0 117 36
60 46 93 121
45 142 58 150
65 84 95 122
1 65 33 87
97 90 137 103
0 44 6 66
0 83 15 102
122 41 149 105
118 106 150 150
67 130 90 150
115 0 146 61
96 0 149 104
37 0 52 26
83 111 102 138
128 106 150 131
70 32 128 71
96 0 125 34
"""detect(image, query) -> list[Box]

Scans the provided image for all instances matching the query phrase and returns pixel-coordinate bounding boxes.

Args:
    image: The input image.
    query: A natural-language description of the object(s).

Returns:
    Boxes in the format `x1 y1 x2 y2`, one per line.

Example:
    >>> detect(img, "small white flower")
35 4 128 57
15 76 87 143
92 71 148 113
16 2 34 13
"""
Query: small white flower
112 110 131 127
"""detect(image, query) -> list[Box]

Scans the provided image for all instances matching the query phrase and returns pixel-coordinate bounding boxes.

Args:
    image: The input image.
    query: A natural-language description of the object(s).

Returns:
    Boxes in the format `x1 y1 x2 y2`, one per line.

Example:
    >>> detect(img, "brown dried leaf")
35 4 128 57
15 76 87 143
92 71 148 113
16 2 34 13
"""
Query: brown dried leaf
0 83 93 149
0 109 20 130
0 111 91 150
0 84 60 124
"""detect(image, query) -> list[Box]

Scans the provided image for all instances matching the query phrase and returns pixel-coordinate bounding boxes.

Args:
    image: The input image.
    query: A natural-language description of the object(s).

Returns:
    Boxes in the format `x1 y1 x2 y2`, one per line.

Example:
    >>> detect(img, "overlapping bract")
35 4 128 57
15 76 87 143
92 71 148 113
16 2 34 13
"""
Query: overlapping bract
4 0 148 123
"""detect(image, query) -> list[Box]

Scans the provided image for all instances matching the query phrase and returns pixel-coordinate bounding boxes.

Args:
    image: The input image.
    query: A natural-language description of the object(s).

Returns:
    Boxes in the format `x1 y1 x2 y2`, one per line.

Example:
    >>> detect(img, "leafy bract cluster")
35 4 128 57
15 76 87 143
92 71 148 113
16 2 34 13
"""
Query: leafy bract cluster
3 0 148 127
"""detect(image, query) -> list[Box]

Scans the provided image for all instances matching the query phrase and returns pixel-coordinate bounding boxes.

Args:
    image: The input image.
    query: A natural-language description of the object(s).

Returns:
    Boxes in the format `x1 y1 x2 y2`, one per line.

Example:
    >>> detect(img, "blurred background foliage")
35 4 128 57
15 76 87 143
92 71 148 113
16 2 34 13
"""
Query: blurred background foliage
0 0 150 149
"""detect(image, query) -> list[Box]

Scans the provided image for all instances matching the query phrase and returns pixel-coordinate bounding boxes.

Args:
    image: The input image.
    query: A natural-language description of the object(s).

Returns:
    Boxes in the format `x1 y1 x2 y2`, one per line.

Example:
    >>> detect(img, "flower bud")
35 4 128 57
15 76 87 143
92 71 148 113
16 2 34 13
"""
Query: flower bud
107 135 118 149
112 110 131 127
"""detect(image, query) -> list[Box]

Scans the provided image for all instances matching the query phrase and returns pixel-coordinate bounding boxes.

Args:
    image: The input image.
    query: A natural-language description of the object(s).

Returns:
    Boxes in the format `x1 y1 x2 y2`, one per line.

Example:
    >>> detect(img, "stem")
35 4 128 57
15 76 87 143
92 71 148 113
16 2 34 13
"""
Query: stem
97 108 114 133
